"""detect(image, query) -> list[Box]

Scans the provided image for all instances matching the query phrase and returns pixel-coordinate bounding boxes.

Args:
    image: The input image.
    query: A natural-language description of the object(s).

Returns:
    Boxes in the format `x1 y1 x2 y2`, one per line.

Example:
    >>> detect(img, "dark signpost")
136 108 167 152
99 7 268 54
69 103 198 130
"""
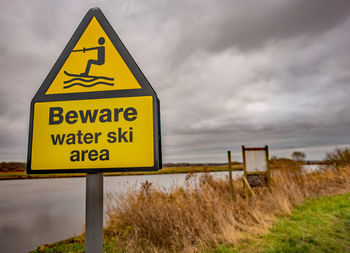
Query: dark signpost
26 7 161 252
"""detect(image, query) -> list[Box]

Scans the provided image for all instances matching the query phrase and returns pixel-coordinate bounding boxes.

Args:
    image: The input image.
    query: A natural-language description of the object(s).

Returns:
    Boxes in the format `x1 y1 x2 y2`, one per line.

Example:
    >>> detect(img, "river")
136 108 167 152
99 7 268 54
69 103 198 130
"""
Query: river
0 171 239 253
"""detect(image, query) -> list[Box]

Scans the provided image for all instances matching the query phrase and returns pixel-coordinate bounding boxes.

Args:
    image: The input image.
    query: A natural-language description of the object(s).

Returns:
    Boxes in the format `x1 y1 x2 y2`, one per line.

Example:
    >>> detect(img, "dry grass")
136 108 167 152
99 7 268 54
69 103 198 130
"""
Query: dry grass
104 166 350 252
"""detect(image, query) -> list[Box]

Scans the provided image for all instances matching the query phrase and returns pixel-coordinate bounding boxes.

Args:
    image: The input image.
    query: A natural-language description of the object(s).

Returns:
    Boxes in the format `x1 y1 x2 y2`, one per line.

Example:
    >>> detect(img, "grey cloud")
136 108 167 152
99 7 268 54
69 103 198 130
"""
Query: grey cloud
210 0 350 52
142 0 350 67
1 0 350 162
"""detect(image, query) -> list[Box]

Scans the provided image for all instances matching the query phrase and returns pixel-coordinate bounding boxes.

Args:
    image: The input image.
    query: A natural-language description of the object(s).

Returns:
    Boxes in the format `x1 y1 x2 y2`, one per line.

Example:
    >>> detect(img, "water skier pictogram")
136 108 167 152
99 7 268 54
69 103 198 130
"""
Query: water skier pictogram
63 37 114 89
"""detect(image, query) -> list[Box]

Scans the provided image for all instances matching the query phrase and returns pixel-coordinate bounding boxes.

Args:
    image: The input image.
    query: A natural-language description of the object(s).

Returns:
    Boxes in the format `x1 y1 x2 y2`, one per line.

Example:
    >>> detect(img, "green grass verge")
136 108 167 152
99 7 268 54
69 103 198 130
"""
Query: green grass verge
31 237 118 253
215 193 350 253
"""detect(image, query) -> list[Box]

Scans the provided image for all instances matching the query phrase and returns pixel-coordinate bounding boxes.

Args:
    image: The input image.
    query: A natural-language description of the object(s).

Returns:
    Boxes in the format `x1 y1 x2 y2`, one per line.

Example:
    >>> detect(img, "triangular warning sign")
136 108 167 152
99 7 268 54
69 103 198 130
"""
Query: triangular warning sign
27 8 161 175
36 8 155 96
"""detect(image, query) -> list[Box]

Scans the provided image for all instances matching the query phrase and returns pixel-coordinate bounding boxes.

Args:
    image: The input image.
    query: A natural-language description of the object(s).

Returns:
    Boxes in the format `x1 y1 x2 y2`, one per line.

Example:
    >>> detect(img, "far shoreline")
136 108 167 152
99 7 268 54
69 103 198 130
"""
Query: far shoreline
0 160 326 181
0 165 242 180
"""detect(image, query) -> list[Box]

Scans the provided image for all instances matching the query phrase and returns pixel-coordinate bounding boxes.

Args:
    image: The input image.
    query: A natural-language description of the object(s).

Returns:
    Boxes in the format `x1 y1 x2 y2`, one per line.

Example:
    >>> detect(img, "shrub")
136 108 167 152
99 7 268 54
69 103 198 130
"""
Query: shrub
104 165 350 252
324 147 350 168
269 156 301 170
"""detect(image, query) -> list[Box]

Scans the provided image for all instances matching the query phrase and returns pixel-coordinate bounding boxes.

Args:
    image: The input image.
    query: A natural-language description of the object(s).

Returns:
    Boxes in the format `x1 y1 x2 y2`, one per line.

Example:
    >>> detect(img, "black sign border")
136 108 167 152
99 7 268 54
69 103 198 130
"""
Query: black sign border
27 7 161 174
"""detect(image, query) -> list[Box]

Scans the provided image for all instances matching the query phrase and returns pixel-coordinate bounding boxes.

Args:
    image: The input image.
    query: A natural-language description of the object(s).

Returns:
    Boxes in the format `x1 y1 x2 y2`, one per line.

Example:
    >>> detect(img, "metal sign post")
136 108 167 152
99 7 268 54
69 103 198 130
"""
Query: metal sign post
85 173 104 253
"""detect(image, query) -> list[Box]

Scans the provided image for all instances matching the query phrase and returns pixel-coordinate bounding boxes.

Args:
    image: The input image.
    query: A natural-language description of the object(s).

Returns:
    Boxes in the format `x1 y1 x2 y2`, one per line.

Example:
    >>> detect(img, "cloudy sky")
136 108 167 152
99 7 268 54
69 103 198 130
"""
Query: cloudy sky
1 0 350 163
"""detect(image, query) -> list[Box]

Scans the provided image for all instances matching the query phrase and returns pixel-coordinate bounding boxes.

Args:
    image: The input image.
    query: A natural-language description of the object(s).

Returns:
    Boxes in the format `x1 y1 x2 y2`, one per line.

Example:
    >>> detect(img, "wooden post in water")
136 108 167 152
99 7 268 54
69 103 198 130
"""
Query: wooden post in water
227 151 235 201
85 173 104 253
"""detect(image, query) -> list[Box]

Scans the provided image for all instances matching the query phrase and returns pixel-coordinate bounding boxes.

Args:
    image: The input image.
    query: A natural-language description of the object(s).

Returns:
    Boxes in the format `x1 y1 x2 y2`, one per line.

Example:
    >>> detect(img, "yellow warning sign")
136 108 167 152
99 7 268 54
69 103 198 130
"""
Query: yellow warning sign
31 96 154 170
46 17 141 94
27 8 161 174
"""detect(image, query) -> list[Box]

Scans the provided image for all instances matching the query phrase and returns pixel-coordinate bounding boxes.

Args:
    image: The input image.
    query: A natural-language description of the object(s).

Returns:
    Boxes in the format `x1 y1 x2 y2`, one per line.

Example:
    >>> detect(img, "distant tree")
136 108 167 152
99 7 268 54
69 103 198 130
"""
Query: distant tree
291 151 306 162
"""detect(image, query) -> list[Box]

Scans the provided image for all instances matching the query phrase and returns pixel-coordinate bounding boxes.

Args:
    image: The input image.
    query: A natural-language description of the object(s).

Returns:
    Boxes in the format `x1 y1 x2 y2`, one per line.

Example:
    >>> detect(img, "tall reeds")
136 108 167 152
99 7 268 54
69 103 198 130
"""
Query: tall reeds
104 166 350 252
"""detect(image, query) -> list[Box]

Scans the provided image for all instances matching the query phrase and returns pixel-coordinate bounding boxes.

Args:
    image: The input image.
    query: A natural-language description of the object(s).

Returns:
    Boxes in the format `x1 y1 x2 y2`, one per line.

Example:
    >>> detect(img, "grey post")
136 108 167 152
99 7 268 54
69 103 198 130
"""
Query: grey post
85 173 104 253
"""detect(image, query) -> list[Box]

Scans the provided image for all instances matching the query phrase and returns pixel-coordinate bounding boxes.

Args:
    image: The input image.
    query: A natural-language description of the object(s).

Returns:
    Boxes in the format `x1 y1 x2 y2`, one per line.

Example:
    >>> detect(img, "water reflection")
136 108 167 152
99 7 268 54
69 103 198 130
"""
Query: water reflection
0 178 85 253
0 171 241 253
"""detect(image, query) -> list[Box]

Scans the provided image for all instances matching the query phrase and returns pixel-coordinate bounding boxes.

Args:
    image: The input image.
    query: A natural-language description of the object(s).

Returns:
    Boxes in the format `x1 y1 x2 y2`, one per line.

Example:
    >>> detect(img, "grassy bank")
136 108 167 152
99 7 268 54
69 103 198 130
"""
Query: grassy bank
0 165 241 180
33 192 350 253
216 193 350 253
103 167 350 252
33 166 350 252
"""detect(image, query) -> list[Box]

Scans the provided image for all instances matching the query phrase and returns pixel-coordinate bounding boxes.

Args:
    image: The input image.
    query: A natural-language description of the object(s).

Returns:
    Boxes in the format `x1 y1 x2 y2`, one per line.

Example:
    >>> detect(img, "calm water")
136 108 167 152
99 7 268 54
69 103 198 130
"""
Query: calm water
0 172 239 253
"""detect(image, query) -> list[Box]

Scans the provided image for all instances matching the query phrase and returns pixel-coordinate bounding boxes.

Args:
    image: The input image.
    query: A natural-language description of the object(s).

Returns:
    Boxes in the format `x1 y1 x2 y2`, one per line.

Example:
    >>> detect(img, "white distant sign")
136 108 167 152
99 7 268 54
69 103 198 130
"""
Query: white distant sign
242 145 270 188
245 150 267 172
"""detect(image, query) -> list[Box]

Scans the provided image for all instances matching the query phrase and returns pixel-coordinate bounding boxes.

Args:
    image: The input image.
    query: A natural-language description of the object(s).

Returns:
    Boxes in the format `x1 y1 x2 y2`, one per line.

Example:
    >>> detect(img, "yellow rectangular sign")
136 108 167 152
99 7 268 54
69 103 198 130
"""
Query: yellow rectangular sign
30 96 154 170
27 8 161 174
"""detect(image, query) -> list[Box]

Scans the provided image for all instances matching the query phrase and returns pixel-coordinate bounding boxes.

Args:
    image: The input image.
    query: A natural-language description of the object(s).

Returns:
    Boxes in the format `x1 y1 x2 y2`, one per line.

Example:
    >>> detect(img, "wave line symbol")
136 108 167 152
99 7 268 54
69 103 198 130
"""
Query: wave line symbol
64 82 115 89
63 71 114 89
